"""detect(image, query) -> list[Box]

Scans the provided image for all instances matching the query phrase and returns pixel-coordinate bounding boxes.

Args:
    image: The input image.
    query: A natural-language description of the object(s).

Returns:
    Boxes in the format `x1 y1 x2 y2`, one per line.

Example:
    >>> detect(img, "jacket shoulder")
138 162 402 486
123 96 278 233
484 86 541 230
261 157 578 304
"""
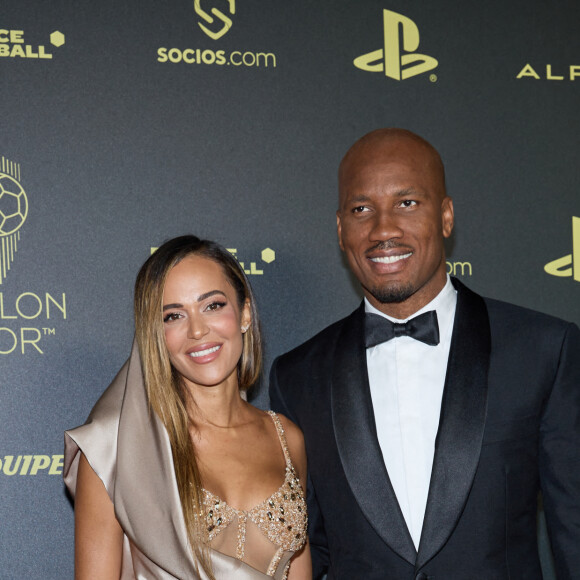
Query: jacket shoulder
454 277 576 335
484 295 576 334
273 311 356 374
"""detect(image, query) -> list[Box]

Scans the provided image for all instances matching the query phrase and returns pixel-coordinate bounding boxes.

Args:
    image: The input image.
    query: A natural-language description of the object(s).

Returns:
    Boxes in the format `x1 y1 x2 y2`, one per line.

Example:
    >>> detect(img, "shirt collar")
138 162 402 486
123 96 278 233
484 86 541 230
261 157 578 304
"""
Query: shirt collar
364 275 457 329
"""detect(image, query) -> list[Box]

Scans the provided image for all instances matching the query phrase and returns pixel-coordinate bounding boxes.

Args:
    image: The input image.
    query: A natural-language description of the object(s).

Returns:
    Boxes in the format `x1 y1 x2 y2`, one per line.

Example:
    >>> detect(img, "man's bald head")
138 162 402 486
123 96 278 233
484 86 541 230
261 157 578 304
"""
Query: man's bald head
338 128 446 209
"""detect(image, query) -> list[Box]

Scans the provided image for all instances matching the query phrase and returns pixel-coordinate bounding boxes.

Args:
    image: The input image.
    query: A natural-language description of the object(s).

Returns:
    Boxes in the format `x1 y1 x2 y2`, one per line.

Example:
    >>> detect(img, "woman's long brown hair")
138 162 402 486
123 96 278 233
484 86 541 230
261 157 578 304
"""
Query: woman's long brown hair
133 235 262 578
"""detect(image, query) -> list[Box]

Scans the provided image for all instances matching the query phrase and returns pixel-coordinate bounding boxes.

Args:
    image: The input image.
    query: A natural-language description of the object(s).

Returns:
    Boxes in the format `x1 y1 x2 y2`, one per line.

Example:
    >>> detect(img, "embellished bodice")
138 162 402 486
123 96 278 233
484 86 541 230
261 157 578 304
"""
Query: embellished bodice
202 411 307 579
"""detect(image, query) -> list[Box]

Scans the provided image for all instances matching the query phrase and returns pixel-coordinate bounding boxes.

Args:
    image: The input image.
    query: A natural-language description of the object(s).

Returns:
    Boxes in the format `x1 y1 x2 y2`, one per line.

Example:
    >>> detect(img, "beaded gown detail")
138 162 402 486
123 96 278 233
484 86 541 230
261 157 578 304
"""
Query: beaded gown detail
202 412 308 578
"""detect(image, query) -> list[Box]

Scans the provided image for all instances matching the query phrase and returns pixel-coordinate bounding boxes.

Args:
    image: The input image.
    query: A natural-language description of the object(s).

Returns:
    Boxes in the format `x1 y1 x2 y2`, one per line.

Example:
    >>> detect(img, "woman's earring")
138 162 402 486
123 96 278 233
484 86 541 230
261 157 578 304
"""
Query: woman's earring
241 324 249 333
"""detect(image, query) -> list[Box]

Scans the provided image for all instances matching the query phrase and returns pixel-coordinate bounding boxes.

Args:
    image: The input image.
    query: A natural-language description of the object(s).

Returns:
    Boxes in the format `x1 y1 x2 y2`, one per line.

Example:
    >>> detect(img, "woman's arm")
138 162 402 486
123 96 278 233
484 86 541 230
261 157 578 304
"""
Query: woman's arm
74 452 123 580
278 415 313 580
287 539 312 580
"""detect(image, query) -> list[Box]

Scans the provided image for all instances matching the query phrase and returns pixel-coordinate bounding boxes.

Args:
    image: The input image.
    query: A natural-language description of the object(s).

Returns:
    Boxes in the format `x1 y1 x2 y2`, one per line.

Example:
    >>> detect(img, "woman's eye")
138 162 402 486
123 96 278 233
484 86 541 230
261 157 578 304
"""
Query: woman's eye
206 301 227 312
163 312 182 323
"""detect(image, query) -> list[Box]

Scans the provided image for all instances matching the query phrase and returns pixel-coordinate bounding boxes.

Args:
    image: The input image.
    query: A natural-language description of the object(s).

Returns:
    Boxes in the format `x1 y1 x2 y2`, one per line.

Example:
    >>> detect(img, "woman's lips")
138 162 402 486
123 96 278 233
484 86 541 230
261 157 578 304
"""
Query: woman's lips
186 343 222 362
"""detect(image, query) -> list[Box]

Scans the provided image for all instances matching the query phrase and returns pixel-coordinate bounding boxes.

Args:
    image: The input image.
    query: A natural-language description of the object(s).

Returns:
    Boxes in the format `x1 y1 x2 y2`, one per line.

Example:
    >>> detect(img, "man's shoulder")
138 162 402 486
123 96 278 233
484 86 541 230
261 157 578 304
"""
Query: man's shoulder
274 308 358 368
483 295 575 334
455 278 575 332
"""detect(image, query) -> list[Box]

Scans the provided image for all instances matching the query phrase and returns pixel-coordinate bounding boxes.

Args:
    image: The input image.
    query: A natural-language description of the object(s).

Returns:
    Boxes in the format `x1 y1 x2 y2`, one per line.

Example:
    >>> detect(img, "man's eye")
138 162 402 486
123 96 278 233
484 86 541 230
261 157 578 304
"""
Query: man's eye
352 206 369 213
400 200 417 208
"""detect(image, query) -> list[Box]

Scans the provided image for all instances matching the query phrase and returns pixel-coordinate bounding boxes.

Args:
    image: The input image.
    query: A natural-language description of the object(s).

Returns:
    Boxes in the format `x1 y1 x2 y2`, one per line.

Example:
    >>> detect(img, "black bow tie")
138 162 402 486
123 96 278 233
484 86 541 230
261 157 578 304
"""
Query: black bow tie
364 310 440 348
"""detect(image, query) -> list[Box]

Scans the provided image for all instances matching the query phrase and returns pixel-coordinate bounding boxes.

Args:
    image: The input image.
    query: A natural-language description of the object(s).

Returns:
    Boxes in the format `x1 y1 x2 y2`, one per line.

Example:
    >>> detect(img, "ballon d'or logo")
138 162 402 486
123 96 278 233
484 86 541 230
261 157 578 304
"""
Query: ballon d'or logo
0 159 28 285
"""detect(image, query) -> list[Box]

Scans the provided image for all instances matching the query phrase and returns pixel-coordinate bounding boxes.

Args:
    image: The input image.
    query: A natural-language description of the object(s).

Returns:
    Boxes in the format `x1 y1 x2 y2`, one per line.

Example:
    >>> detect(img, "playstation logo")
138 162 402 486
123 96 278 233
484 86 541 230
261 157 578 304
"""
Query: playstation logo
194 0 235 40
354 9 438 80
544 216 580 282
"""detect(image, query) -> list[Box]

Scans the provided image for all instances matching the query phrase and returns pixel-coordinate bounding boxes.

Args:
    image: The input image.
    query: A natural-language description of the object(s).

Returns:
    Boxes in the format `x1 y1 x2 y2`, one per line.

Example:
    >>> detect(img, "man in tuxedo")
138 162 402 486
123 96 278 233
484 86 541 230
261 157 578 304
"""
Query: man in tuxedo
269 128 580 579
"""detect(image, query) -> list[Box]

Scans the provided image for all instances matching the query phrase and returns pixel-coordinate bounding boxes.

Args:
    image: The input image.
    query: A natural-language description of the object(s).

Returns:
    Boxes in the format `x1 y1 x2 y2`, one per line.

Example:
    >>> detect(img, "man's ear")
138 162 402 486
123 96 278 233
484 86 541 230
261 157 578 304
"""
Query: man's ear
337 211 345 251
441 197 454 238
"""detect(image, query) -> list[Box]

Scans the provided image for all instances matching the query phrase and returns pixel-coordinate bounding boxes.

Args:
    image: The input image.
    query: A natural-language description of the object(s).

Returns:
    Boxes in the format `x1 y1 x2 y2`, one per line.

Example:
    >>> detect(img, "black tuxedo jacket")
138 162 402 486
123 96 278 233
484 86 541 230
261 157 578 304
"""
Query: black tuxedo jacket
269 279 580 580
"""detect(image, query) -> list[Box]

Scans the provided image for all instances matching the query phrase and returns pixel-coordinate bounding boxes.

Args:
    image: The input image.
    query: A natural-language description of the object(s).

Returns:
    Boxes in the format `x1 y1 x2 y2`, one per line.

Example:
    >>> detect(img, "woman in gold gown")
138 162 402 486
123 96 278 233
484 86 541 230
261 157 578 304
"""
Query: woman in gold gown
64 235 311 579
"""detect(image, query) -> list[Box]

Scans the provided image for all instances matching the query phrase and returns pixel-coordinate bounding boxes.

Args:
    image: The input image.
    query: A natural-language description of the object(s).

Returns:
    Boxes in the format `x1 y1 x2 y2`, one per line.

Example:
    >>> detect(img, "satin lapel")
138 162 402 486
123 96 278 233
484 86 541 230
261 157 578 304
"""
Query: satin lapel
331 304 416 565
416 279 491 569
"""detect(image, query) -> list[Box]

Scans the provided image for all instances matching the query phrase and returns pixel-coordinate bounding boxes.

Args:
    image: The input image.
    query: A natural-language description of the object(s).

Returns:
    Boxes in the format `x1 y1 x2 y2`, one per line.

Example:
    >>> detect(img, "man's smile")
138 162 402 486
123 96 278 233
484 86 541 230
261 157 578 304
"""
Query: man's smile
369 252 413 264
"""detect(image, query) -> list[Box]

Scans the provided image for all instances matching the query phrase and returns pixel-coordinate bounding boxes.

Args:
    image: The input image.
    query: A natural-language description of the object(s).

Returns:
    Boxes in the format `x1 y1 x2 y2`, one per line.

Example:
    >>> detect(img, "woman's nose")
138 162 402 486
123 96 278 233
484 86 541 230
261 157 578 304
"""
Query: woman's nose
188 315 209 339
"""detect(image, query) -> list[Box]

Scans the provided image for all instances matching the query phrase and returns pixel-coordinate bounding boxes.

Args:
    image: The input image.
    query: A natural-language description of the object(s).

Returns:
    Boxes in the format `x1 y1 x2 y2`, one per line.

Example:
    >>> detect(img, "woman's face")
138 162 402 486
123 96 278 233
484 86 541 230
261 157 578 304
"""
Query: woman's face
162 254 250 392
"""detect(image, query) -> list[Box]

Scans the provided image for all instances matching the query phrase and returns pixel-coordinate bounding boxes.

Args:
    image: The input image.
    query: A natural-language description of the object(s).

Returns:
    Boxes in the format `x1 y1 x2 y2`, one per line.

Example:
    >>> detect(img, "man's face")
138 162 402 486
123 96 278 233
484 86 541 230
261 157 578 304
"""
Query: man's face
337 137 454 318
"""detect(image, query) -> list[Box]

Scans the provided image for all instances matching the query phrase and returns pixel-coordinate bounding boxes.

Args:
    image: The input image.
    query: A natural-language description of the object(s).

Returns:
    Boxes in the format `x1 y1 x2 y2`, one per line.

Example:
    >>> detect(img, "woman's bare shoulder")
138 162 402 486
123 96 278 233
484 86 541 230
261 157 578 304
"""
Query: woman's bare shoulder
273 412 304 443
272 412 307 478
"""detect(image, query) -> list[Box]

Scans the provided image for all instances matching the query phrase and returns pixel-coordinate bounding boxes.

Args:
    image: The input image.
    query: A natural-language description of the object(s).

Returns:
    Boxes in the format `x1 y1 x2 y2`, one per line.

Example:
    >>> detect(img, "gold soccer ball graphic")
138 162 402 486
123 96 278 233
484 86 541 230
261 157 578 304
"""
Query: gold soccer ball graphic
0 173 28 236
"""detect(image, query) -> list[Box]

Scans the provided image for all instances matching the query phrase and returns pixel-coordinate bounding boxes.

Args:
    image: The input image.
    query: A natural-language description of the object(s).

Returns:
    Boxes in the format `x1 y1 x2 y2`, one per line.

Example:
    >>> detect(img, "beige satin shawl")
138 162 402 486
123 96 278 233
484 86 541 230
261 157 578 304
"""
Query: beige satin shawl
64 341 269 579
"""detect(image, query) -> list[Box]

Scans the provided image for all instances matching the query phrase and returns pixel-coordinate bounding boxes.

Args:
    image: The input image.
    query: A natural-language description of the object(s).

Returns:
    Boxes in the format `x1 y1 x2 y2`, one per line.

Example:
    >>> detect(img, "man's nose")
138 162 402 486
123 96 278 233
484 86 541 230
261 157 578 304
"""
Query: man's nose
369 210 403 241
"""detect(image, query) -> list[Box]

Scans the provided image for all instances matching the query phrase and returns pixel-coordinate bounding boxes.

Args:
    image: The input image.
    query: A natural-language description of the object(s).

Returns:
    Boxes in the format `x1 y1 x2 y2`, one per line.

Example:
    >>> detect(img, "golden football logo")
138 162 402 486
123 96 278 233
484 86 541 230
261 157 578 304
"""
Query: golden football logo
544 216 580 282
354 9 438 80
0 157 28 285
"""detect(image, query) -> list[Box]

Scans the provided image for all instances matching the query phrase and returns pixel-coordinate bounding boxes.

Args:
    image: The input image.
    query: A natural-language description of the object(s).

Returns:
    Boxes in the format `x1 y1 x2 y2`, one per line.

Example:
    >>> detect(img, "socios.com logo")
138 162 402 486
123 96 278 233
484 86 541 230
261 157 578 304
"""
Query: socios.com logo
354 9 438 80
544 216 580 282
157 0 276 69
0 157 28 285
194 0 235 40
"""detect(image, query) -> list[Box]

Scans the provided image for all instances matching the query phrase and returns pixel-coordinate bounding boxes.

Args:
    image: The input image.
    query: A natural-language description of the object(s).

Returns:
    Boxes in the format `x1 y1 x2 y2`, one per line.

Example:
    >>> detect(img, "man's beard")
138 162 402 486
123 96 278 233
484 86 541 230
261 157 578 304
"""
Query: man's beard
368 281 415 304
363 241 416 303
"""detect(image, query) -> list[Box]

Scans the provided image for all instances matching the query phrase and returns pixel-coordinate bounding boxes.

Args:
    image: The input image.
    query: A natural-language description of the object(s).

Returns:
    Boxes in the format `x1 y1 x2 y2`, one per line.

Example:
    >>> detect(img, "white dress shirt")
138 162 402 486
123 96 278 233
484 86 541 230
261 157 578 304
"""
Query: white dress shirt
365 276 457 549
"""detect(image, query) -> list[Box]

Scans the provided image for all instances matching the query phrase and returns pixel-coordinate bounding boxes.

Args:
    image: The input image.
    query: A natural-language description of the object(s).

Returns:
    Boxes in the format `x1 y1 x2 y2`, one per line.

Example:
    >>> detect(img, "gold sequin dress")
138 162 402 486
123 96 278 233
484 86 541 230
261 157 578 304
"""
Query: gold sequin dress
64 341 307 579
203 412 307 579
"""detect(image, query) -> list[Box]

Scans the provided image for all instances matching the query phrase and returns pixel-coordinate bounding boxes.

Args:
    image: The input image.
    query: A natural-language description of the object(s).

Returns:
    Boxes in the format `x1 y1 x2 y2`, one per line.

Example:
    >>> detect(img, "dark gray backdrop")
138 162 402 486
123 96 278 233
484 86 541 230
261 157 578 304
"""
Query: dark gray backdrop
1 1 579 577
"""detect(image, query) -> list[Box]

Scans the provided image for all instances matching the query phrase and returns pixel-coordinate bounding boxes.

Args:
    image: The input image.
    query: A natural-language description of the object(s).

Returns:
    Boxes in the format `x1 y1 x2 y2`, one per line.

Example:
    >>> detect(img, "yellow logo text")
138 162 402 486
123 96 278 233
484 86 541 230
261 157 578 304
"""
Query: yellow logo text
446 261 472 277
0 454 64 476
149 247 275 275
227 248 275 275
157 47 276 68
0 157 69 355
354 9 437 80
544 216 580 281
0 29 65 59
0 291 67 354
516 64 580 81
194 0 235 40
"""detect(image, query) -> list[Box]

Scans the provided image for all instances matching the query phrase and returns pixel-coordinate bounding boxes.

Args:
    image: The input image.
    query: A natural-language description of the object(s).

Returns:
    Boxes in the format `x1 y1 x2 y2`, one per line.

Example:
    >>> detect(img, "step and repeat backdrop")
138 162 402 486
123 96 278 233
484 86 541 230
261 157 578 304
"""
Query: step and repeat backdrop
1 0 579 577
